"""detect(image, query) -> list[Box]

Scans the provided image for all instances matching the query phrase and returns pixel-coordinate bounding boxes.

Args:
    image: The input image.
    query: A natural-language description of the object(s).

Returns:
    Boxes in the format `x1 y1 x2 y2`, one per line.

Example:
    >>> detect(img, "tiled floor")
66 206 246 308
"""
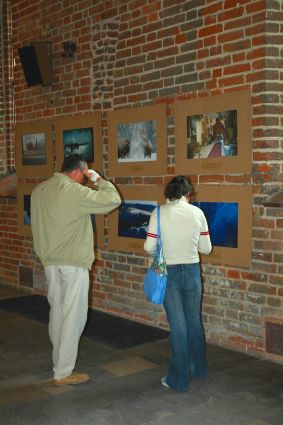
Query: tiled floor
0 283 283 425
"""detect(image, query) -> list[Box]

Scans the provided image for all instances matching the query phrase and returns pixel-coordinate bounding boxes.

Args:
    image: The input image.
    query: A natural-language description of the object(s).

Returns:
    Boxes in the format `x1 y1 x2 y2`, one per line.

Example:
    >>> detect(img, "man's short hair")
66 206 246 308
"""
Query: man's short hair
61 154 88 173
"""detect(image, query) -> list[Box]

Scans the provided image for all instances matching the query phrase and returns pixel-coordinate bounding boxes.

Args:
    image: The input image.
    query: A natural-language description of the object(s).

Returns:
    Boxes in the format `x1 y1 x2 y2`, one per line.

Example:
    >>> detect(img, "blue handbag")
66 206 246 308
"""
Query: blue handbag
144 206 167 304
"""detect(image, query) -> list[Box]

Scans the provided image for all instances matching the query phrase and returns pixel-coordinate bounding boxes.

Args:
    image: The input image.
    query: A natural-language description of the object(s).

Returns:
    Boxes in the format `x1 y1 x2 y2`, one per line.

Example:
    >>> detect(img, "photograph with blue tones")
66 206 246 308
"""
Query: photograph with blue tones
23 194 31 225
193 201 238 248
63 127 94 162
118 200 157 239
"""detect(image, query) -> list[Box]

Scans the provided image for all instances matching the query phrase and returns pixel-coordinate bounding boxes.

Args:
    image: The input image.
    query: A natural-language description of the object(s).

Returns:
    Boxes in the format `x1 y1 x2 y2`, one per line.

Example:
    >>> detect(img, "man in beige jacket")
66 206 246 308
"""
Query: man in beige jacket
31 154 121 386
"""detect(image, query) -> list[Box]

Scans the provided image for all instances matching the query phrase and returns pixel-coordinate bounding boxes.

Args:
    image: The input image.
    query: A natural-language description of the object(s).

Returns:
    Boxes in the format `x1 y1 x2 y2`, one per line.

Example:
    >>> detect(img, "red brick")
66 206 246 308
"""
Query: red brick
204 15 217 26
223 63 250 75
198 48 209 59
219 7 245 22
175 33 187 44
225 15 251 31
199 175 225 183
199 24 223 37
253 152 283 162
200 3 223 16
224 175 252 184
143 2 161 14
204 36 216 47
218 30 244 43
223 39 251 52
227 270 240 279
219 75 244 86
276 220 283 228
246 0 265 14
271 230 283 240
252 35 265 46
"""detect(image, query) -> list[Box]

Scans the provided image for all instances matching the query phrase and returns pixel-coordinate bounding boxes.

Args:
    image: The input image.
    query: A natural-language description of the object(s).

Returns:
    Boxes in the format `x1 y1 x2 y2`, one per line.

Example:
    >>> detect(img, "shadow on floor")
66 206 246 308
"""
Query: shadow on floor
0 294 169 349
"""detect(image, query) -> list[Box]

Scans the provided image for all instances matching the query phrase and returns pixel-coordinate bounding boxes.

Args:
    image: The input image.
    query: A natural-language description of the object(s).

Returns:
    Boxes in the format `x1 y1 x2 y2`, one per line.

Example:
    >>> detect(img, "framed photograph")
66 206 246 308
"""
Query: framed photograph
17 183 37 236
54 113 103 173
15 119 53 177
108 185 165 254
175 90 252 174
107 103 167 177
192 185 253 267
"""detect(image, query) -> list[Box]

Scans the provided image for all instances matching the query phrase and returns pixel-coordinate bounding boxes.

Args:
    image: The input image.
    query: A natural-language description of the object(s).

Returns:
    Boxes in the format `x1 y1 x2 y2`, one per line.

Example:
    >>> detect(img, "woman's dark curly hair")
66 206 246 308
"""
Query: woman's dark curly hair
164 175 194 201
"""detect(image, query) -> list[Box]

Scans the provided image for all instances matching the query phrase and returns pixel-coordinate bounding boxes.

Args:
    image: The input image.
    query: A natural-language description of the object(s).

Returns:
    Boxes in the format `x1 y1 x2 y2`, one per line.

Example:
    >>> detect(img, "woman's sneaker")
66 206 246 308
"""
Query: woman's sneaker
161 376 170 388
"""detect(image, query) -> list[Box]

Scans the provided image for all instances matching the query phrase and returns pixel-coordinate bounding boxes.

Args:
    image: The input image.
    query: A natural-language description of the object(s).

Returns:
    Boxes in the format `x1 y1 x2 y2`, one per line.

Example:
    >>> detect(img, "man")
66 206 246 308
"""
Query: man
31 154 121 386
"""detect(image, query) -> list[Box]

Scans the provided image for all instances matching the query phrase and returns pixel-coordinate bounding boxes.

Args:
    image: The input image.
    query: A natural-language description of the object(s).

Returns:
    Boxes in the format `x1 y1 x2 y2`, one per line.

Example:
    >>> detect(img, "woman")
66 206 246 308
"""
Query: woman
144 176 212 392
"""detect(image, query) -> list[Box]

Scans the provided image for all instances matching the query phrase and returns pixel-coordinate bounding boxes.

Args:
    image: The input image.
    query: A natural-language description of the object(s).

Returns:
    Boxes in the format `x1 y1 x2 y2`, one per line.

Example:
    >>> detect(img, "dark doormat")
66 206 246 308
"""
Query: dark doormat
0 295 168 349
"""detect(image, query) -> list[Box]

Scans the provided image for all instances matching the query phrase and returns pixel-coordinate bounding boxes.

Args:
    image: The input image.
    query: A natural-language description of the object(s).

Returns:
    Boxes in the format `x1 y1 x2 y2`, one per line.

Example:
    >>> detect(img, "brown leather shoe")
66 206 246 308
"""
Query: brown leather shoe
53 373 90 386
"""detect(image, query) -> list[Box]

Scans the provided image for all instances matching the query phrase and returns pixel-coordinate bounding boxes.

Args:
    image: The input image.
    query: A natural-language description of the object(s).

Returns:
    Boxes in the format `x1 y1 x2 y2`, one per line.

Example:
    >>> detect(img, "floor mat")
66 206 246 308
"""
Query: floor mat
0 295 168 349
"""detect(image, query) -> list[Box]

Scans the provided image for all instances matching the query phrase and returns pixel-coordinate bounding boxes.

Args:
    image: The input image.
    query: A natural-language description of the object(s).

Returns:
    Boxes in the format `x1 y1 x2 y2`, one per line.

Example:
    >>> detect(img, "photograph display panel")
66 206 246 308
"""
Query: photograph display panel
17 183 37 236
175 90 252 174
55 113 103 173
193 185 253 267
15 119 53 177
107 103 167 177
108 185 165 254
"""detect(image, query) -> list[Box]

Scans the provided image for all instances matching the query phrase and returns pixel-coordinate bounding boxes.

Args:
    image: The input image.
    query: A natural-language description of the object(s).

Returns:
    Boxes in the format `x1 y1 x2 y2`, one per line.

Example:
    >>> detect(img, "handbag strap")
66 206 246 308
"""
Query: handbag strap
155 206 163 254
157 205 161 238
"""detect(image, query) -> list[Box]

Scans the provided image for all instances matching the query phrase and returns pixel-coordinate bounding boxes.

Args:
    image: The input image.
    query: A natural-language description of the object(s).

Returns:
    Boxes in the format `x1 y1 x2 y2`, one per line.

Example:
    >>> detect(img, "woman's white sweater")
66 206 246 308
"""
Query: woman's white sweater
144 197 212 265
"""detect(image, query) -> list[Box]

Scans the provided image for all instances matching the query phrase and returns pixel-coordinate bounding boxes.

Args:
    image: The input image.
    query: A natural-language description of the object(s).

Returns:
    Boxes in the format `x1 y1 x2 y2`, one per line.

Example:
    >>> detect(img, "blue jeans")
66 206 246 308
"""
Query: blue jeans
163 263 207 392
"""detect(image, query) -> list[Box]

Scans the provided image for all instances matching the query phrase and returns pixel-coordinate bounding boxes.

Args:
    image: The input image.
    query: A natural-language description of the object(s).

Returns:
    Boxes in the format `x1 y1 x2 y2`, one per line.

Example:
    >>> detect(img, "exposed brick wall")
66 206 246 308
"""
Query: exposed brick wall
0 197 20 286
0 0 14 173
0 0 5 173
0 0 282 362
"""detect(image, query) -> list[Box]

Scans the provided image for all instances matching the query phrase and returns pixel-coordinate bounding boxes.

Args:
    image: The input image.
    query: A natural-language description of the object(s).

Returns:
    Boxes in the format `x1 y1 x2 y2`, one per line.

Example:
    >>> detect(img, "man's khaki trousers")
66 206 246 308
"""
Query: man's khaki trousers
44 265 89 379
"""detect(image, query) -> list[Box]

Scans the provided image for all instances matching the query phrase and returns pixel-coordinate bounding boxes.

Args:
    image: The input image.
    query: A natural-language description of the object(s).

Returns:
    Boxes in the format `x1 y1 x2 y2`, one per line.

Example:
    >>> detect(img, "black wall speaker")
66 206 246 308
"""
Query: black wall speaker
18 41 53 87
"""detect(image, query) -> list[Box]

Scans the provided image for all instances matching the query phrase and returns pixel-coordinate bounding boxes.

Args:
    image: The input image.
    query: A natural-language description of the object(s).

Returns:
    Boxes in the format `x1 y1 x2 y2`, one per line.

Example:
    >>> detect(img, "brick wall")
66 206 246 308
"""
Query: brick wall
0 0 5 173
0 0 282 362
0 0 14 173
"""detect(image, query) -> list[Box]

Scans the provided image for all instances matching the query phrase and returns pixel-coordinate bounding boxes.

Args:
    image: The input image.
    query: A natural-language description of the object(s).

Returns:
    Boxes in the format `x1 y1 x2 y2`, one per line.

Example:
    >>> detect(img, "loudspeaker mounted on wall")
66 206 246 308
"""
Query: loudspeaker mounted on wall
18 41 53 87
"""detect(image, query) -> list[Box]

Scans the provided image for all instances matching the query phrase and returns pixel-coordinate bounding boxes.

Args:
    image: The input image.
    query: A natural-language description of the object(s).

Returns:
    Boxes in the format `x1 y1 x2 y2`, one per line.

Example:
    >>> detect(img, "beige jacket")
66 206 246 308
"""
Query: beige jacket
31 172 121 268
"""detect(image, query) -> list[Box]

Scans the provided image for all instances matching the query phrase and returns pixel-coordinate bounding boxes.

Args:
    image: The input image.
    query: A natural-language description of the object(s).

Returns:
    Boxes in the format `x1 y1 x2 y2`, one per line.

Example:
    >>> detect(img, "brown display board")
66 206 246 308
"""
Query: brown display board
193 184 253 267
54 113 103 173
107 103 167 177
175 89 252 175
15 119 53 177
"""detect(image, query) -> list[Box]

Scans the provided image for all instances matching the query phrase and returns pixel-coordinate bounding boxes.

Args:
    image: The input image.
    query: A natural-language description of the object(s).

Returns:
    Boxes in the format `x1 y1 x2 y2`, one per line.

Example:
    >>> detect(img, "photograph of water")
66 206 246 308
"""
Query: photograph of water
118 200 157 239
193 201 238 248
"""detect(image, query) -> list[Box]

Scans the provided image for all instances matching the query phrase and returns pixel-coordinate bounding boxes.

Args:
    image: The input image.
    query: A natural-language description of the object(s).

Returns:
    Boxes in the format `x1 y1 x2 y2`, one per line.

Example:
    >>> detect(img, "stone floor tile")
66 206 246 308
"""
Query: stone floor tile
0 384 50 407
102 356 157 377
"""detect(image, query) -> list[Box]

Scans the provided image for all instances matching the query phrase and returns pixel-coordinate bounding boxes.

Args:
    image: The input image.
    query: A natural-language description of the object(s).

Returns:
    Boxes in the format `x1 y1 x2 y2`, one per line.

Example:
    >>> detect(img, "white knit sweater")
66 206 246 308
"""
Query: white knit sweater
144 196 212 265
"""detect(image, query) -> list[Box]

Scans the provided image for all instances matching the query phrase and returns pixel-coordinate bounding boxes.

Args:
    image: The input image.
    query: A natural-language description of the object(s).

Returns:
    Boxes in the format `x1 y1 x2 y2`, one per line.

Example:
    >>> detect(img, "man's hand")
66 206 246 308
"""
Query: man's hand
86 169 102 184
